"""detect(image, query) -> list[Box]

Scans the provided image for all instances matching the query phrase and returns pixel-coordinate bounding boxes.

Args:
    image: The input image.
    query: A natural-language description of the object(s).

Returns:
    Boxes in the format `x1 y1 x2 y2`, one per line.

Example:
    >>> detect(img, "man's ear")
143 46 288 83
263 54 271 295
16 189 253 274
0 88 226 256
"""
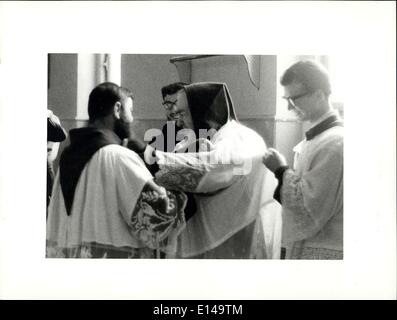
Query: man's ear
113 101 122 119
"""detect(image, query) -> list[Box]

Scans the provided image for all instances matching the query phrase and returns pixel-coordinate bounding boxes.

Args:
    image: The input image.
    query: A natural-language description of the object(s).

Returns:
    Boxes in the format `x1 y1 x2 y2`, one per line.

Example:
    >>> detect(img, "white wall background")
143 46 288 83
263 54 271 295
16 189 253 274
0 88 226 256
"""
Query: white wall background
0 1 395 300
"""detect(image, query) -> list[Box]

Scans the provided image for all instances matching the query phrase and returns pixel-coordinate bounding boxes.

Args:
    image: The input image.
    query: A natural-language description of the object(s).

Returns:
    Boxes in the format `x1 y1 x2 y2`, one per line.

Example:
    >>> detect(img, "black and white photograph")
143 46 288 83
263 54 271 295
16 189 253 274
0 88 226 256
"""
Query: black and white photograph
46 54 344 260
0 1 395 300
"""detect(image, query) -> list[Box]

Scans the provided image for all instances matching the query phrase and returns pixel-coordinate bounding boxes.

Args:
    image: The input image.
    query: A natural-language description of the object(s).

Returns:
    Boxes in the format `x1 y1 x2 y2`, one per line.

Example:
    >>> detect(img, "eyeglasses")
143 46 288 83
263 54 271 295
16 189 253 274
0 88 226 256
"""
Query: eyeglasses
162 100 177 110
283 92 311 108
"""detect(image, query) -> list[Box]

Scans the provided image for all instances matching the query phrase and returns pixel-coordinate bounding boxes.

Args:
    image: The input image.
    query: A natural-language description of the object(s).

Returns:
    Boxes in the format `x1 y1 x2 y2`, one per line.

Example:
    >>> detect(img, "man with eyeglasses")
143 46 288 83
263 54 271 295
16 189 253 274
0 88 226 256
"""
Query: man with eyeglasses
159 82 199 223
263 60 343 260
127 82 187 157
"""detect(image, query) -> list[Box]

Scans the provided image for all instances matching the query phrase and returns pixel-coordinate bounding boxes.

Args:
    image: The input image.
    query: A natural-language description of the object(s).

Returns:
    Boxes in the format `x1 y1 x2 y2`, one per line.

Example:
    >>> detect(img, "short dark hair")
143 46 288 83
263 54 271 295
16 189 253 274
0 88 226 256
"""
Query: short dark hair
88 82 133 122
161 82 188 99
280 60 331 97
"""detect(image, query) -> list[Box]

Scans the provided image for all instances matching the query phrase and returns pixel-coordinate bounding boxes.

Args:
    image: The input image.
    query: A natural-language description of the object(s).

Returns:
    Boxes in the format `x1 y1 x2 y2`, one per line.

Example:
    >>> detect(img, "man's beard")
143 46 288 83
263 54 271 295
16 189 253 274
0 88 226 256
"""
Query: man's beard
114 118 131 140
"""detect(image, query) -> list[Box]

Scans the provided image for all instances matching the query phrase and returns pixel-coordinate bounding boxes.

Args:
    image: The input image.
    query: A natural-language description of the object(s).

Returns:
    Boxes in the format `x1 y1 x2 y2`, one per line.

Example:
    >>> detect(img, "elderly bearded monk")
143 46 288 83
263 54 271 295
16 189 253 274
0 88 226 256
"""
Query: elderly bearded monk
263 60 344 260
46 82 186 258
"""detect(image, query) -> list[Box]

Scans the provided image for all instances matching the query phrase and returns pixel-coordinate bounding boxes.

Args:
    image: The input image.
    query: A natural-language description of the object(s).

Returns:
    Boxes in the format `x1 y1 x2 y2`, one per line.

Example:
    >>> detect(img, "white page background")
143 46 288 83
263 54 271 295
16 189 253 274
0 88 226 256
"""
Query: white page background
0 1 395 299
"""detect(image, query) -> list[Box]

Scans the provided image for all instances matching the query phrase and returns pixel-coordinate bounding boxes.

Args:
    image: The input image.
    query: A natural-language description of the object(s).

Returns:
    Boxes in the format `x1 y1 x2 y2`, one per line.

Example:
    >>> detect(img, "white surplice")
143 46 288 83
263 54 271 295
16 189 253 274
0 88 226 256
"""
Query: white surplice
281 116 343 259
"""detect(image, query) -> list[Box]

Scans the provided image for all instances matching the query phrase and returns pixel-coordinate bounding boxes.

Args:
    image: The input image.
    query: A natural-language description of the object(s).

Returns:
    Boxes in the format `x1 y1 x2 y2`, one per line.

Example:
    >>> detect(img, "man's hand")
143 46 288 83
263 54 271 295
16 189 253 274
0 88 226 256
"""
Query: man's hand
156 187 170 214
143 181 171 214
263 148 288 173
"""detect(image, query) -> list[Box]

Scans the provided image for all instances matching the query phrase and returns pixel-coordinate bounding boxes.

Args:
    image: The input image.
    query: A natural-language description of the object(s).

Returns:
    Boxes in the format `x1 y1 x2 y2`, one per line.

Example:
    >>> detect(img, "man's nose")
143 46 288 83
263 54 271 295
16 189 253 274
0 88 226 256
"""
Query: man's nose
170 104 178 113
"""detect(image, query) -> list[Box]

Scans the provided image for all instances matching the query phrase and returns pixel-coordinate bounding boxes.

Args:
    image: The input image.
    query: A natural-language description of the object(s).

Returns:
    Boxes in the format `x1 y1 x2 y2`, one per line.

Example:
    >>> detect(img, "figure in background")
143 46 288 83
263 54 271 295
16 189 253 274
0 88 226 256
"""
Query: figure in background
159 82 188 152
263 60 343 259
129 82 187 154
143 82 281 259
47 110 67 216
46 82 186 258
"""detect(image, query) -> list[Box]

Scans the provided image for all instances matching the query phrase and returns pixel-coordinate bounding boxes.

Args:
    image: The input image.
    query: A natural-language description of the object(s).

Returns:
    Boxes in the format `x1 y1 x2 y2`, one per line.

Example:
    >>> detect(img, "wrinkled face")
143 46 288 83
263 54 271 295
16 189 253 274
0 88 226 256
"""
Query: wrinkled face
283 81 319 122
174 90 194 130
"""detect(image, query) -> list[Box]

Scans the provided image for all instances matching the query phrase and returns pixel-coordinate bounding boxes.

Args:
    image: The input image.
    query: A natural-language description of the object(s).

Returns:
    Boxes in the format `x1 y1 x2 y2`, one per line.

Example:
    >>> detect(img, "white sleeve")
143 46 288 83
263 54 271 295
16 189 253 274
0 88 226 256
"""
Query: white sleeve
281 141 343 240
155 135 264 193
154 150 210 192
115 149 153 223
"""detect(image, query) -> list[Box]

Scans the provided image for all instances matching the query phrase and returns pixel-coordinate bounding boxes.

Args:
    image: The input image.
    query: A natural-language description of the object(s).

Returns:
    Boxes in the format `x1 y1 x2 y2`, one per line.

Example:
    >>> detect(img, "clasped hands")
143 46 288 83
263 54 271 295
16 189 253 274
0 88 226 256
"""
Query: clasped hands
262 148 288 173
156 186 171 214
